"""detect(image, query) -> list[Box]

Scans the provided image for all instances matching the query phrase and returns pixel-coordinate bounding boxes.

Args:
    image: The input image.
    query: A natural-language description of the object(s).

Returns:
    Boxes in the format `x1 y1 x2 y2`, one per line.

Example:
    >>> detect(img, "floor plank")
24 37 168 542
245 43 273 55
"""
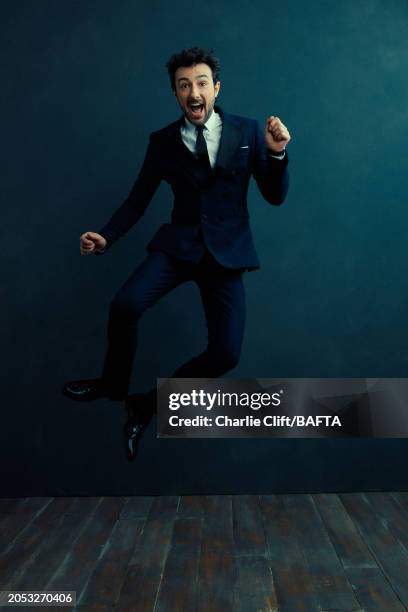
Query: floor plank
177 495 205 519
0 497 74 588
366 492 408 555
77 517 143 609
313 493 377 569
201 495 233 555
346 566 406 611
119 496 153 520
260 494 319 611
283 494 360 610
155 517 202 612
233 555 278 612
197 495 235 611
115 496 179 612
232 495 267 557
341 492 408 608
197 549 235 612
10 497 100 591
46 497 125 596
0 497 51 552
392 491 408 513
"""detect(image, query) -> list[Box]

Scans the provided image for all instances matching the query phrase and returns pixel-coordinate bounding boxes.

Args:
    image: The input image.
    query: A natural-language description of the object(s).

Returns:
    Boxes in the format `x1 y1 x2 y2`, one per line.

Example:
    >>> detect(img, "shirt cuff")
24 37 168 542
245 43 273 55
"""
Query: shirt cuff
268 149 286 159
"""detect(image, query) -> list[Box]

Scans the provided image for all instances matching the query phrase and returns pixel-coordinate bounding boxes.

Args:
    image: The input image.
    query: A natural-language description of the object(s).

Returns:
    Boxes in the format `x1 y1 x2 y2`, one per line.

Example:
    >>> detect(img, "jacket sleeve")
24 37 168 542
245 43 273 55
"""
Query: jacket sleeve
251 119 289 206
96 133 162 252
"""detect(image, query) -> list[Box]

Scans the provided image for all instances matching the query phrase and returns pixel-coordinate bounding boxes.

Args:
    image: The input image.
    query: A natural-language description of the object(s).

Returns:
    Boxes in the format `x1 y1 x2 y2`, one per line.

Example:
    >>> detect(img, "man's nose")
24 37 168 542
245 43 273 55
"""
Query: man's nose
191 83 200 98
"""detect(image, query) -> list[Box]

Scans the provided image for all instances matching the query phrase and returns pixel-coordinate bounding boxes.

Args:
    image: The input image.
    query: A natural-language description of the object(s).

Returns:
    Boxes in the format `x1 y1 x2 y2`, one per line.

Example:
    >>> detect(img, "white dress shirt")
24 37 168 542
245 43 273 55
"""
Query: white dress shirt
180 109 285 166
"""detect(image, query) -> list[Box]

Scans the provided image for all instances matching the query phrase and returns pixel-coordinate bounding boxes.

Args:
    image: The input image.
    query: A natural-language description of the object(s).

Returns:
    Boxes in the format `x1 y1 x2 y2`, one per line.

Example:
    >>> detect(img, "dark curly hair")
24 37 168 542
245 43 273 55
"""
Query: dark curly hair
166 47 221 90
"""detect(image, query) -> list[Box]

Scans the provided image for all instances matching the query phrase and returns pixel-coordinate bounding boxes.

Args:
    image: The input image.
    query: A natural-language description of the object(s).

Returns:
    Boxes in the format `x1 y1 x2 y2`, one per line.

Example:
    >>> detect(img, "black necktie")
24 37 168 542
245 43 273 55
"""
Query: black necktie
196 125 212 173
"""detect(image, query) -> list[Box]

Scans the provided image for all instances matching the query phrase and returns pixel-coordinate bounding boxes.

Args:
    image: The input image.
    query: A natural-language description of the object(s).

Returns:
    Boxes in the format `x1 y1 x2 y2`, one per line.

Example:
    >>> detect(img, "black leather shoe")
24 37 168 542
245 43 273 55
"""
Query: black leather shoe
63 378 107 402
123 418 145 461
63 378 126 402
122 393 153 461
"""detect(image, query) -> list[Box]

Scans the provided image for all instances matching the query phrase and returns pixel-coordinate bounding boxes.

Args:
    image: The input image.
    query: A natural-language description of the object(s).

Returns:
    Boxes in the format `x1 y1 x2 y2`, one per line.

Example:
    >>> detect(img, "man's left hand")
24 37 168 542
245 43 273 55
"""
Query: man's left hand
265 116 291 153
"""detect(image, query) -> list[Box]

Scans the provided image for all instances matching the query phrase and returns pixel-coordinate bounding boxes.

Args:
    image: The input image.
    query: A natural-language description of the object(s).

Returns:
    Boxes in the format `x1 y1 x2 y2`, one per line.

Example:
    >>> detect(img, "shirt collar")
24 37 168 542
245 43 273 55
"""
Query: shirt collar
183 108 222 133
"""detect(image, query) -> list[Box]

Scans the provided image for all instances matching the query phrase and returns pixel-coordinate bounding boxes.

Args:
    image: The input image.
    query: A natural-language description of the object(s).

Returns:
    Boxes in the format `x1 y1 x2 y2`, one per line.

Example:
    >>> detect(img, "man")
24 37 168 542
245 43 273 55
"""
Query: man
63 47 291 460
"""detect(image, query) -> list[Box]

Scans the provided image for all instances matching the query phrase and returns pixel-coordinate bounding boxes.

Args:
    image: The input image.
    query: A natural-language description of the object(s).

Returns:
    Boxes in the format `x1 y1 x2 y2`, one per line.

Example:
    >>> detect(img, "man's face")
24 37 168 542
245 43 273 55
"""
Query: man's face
173 62 220 125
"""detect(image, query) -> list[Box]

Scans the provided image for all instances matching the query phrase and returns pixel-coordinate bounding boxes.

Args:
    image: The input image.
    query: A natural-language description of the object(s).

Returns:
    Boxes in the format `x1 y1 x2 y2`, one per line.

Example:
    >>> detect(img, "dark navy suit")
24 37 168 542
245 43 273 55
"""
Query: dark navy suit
96 105 289 404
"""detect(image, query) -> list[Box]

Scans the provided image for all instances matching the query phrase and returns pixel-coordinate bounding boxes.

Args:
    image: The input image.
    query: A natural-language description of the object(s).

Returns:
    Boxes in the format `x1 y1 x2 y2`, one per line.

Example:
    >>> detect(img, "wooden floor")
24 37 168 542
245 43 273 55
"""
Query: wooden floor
1 494 408 611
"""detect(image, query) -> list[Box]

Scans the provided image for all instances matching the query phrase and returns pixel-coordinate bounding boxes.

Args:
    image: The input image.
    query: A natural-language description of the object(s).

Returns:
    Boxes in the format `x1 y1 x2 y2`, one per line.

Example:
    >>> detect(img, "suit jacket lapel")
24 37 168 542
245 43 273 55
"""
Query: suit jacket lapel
213 105 243 171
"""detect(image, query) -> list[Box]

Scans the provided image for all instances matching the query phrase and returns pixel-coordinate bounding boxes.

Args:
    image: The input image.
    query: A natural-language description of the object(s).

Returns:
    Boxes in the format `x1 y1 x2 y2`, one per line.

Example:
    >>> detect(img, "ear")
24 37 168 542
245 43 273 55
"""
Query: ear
214 80 221 97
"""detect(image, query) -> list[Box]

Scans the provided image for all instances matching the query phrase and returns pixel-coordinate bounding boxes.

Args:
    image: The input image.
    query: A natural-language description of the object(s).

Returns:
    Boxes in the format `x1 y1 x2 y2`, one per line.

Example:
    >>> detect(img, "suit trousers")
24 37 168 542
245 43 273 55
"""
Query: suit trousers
100 249 246 411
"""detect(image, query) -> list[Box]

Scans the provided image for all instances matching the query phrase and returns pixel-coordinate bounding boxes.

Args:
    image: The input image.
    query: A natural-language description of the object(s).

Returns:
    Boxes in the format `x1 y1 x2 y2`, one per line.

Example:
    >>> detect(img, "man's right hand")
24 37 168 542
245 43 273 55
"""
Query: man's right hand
79 232 107 255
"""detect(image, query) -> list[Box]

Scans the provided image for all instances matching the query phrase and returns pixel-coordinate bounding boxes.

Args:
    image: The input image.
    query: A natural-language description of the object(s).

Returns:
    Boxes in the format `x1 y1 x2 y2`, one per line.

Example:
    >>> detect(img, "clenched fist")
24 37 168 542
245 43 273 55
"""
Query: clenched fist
79 231 107 255
265 116 291 154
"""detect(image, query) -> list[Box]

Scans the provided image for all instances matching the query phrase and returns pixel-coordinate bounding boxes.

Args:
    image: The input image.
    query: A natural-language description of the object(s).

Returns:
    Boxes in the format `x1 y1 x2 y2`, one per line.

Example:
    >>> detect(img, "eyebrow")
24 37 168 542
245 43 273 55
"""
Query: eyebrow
177 74 210 83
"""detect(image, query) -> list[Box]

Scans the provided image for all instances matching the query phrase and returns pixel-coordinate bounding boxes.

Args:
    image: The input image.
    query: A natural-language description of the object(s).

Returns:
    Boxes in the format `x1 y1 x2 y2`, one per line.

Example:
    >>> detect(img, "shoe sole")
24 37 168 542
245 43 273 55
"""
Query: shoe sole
62 385 125 402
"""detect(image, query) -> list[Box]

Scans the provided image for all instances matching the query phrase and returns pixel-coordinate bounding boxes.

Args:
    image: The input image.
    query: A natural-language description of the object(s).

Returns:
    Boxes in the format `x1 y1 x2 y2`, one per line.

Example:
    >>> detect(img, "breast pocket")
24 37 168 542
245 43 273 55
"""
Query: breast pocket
234 146 250 163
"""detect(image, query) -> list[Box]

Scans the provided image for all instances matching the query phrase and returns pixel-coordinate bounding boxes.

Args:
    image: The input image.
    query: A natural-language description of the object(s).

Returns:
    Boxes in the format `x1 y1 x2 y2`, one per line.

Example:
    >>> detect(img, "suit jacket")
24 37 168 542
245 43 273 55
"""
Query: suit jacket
97 105 289 271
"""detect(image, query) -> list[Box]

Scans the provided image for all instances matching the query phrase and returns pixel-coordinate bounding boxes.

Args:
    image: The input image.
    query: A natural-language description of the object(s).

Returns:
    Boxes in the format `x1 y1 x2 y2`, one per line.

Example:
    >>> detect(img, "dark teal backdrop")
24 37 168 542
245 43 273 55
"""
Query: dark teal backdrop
2 0 408 495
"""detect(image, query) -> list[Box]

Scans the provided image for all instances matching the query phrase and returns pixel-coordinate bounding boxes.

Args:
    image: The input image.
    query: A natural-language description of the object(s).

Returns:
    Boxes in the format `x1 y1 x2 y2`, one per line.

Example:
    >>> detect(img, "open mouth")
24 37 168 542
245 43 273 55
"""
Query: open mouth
188 102 205 119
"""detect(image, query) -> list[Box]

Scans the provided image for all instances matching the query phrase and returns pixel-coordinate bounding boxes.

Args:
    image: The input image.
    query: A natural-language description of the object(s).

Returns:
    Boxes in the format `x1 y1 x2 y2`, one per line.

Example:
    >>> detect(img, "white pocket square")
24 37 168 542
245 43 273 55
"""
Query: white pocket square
240 145 249 149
